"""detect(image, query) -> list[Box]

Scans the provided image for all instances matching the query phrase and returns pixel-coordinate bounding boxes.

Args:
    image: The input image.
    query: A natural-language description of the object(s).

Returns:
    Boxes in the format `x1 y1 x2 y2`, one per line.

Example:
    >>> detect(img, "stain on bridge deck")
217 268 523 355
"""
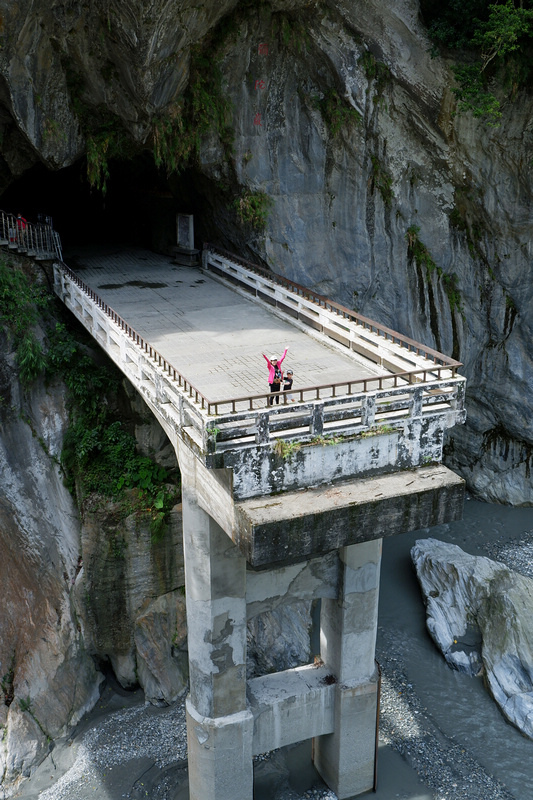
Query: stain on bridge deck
67 246 385 402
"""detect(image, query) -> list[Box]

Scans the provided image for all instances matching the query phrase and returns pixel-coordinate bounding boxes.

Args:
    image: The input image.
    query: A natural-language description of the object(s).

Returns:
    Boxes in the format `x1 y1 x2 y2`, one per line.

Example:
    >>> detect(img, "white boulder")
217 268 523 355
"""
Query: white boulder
412 537 533 739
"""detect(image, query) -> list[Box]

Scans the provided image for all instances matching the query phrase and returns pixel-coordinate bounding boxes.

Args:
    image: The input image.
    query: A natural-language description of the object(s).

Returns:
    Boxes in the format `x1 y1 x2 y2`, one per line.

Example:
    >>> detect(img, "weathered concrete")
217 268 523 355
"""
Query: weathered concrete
186 700 254 800
234 465 465 567
314 542 381 796
314 678 379 799
248 663 336 754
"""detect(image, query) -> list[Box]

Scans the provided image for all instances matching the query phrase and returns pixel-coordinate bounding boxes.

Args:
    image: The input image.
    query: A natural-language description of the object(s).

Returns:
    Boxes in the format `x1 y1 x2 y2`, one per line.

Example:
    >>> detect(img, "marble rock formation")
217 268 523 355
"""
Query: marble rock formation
0 0 531 502
412 537 533 740
0 324 102 794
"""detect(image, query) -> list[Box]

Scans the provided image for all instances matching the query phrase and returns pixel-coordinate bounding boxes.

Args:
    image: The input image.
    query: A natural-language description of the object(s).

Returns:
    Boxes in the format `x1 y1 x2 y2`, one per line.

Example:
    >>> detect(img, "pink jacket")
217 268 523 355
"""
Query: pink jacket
263 349 288 384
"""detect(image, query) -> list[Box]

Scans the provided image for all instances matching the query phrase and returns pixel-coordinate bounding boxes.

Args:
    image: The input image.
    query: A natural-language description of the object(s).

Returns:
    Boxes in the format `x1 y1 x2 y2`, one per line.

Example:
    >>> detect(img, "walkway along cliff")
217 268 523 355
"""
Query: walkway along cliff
51 242 466 800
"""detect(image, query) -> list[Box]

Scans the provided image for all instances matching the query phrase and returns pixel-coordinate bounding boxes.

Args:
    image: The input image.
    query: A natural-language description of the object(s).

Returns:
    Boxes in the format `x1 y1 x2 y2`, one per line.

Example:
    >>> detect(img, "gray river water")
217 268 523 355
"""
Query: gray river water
15 497 533 800
374 496 533 800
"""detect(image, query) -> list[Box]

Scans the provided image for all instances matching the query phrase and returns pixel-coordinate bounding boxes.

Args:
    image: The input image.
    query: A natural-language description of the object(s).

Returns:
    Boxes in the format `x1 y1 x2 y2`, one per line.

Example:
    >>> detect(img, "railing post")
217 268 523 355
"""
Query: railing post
361 395 376 427
255 412 271 445
411 387 423 418
310 403 324 436
202 245 210 269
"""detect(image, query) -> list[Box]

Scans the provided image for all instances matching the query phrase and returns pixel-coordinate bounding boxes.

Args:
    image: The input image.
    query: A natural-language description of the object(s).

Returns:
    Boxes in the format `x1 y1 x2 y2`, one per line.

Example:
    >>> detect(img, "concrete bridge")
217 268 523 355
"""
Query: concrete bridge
53 243 466 800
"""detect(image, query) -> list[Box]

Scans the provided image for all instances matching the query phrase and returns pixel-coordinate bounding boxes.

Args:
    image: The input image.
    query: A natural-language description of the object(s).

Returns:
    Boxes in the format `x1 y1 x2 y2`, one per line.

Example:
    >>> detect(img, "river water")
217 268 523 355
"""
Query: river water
16 497 533 800
374 495 533 800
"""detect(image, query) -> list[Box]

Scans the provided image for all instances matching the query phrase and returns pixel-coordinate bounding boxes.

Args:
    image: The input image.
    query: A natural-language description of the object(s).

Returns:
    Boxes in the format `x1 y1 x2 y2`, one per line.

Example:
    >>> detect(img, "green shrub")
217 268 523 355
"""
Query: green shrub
424 0 533 124
234 190 273 230
406 225 438 276
47 322 180 535
406 226 464 314
152 51 232 176
0 259 49 385
370 155 394 208
313 89 361 137
358 52 392 101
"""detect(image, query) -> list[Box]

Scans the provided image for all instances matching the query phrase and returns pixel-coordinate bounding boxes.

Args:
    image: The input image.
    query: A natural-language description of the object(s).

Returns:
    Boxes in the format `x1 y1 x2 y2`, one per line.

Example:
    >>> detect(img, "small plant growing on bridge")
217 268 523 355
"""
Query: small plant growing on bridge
206 426 221 453
361 423 395 438
273 438 301 462
309 433 345 446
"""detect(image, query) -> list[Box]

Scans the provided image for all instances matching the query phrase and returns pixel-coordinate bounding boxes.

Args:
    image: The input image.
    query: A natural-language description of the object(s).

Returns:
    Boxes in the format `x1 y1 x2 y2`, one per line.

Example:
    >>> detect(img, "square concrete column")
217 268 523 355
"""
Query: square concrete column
181 480 253 800
314 539 382 798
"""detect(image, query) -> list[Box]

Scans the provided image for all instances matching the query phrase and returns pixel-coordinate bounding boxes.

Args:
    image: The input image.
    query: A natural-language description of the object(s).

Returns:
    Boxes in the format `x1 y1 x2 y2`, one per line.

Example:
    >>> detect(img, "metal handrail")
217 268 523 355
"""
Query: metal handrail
204 243 462 369
0 209 62 261
205 366 459 416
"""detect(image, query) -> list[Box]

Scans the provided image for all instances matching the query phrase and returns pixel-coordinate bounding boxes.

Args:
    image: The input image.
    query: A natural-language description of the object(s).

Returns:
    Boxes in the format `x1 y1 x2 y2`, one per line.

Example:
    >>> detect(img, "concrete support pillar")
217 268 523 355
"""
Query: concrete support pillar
181 480 253 800
314 539 382 799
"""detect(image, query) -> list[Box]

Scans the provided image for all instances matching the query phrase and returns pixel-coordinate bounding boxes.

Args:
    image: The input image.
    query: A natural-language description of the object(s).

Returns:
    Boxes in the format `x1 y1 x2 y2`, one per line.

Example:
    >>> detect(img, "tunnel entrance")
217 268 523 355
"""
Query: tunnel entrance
0 152 228 256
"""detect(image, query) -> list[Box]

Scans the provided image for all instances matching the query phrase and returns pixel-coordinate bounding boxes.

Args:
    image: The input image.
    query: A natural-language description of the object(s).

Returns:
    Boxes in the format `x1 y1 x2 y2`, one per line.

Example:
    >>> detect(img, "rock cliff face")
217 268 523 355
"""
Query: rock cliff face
0 318 102 791
0 0 530 502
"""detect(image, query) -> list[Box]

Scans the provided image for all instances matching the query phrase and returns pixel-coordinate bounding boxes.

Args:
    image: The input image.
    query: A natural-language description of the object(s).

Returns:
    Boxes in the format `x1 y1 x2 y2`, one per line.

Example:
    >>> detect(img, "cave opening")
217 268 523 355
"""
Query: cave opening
0 152 228 256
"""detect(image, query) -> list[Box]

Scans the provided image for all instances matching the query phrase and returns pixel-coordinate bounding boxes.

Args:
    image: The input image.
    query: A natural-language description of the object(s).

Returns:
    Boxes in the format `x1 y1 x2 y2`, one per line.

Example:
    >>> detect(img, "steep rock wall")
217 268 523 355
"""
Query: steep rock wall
0 0 528 502
0 323 102 793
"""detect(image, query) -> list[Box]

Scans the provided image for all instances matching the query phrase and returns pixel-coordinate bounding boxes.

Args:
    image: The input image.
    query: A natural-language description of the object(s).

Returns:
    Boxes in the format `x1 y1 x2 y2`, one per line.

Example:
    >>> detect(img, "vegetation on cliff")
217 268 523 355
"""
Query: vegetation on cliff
0 257 180 537
422 0 533 123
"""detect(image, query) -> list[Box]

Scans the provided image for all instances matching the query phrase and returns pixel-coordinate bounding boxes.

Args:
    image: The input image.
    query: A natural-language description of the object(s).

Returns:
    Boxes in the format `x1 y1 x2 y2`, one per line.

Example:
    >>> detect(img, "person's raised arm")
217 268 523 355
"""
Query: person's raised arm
279 347 289 366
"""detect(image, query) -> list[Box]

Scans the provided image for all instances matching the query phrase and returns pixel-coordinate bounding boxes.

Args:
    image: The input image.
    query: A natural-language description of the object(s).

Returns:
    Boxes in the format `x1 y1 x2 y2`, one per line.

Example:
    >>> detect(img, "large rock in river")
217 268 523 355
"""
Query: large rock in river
412 537 533 740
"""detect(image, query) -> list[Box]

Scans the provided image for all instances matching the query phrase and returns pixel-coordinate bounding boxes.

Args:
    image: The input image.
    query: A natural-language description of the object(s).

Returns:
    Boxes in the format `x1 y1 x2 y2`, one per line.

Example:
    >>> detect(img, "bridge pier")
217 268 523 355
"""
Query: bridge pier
314 541 381 797
181 480 253 800
181 471 383 799
177 437 464 800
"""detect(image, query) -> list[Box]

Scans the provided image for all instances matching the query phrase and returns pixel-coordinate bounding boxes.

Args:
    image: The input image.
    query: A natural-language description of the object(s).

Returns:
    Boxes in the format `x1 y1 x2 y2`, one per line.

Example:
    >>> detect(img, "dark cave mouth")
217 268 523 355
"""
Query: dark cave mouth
0 153 224 256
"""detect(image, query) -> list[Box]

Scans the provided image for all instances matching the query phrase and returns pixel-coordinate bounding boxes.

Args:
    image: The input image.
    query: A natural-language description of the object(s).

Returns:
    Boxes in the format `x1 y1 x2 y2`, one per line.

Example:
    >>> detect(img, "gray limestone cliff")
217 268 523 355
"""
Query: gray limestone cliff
1 0 533 792
0 0 530 503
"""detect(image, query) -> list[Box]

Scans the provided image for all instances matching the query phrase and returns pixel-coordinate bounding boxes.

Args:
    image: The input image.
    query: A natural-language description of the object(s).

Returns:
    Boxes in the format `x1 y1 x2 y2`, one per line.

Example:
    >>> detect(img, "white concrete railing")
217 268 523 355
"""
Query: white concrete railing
206 379 465 454
53 256 466 459
203 244 462 386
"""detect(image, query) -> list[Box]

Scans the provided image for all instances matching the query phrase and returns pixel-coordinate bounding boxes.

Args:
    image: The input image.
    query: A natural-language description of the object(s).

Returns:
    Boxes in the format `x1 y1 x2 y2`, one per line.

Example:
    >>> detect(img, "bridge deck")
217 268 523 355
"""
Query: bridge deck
67 246 385 402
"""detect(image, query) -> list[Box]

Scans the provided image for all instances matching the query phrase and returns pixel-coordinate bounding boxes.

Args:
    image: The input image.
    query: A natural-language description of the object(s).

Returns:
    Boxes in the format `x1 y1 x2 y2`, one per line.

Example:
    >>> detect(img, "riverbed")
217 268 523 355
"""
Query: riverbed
14 497 533 800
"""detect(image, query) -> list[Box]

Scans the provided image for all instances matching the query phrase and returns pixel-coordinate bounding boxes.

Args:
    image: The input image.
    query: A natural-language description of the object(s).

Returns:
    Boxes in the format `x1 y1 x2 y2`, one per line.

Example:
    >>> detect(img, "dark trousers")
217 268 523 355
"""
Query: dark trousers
268 383 281 405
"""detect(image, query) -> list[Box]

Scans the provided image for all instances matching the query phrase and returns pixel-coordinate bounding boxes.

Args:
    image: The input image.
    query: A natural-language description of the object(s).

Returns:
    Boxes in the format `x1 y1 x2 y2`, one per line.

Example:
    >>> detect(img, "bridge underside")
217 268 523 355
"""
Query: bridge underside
234 464 464 567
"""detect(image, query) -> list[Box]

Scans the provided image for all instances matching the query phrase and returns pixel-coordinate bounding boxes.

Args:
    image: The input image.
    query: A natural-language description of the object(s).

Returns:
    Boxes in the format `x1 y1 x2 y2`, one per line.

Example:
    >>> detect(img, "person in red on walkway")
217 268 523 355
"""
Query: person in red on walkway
16 213 27 247
262 347 288 405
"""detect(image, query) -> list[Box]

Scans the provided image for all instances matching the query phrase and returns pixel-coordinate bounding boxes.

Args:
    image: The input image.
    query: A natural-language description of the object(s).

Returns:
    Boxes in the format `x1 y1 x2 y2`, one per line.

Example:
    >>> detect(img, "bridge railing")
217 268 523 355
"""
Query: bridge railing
206 377 465 453
53 250 465 457
0 210 62 261
203 244 462 378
